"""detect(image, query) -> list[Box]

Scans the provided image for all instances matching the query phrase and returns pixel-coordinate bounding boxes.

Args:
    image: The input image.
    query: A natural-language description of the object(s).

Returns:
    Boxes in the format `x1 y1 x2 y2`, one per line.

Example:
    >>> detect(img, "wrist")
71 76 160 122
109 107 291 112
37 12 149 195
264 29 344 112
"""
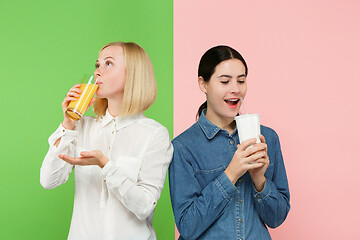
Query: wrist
224 169 238 185
252 176 266 192
98 156 109 169
62 119 75 130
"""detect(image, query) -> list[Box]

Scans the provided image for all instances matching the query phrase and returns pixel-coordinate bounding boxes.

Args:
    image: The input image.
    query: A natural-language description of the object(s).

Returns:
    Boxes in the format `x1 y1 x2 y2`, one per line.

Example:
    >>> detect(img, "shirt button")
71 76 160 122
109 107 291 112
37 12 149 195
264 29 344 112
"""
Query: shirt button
257 195 261 199
230 140 234 145
238 199 242 204
112 131 114 134
238 218 243 223
239 177 243 183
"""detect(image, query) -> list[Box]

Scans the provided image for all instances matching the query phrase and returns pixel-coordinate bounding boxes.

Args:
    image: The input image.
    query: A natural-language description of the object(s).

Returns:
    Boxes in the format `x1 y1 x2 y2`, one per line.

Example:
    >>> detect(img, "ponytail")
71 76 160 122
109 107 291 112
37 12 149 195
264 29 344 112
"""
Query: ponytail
196 101 207 120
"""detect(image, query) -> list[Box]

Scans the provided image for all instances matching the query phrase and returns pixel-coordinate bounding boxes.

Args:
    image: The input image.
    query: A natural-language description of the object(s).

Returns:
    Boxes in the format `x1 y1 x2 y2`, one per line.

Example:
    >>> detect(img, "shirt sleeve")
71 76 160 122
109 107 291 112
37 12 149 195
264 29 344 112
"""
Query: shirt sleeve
40 123 77 189
169 140 238 240
100 126 173 221
252 130 290 228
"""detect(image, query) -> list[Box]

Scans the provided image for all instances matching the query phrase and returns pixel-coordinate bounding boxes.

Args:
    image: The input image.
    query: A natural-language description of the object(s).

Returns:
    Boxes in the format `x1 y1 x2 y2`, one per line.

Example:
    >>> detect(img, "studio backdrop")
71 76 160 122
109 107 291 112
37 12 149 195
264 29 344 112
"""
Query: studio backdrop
1 0 360 239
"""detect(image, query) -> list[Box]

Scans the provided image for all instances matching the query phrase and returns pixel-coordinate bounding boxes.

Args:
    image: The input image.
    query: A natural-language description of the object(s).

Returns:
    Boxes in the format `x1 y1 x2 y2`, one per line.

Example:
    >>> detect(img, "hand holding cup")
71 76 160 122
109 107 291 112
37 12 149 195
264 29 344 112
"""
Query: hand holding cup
225 138 267 185
61 75 98 129
248 134 269 191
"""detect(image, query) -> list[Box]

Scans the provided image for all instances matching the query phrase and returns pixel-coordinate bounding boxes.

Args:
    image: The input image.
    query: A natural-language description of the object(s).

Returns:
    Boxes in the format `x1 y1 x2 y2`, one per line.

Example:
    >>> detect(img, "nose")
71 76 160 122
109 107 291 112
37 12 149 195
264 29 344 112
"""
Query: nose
94 67 101 78
230 80 240 93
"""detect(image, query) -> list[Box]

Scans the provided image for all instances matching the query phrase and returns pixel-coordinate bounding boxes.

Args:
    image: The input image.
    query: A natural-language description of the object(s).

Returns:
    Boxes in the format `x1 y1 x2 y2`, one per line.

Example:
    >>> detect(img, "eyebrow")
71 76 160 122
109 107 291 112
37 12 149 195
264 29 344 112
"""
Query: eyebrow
218 74 246 78
96 56 115 62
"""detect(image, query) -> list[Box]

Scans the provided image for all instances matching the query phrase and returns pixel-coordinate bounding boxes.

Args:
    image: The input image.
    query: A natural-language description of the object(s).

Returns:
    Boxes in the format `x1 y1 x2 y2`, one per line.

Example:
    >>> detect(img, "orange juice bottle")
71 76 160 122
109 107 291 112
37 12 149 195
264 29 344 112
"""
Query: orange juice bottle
66 83 98 121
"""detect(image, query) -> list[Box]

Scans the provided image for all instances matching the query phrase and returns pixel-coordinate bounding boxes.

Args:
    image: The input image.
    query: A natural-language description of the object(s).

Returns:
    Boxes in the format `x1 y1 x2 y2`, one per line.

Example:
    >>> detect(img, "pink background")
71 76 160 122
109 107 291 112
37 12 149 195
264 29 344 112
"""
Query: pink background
174 0 360 239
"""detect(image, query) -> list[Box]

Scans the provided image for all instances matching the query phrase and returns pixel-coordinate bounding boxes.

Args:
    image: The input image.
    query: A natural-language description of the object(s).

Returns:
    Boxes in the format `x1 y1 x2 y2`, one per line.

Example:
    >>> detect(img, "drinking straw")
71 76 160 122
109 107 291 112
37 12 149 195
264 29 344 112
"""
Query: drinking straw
87 75 94 84
239 97 247 114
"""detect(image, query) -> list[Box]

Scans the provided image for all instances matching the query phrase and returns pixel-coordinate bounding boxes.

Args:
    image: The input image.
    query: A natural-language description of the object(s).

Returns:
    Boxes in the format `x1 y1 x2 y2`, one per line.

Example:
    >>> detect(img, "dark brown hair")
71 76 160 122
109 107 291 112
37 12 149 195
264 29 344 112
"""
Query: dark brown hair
196 45 248 119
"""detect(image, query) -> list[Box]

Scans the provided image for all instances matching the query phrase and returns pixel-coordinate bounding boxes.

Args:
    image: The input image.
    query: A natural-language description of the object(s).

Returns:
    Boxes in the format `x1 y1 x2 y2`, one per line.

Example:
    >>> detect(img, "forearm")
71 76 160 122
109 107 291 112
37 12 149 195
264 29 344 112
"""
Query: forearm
40 124 77 189
102 161 164 220
253 179 290 228
53 121 75 148
40 148 73 189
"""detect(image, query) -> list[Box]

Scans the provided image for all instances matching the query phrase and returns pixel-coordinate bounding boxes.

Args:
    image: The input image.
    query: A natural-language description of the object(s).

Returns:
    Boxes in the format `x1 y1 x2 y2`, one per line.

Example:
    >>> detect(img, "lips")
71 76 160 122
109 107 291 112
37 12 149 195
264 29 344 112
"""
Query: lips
224 98 239 108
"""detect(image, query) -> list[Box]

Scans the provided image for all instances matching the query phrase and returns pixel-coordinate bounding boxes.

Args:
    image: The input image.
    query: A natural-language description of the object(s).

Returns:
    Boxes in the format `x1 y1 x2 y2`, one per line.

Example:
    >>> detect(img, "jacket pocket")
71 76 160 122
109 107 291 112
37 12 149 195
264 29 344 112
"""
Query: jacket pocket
195 165 227 189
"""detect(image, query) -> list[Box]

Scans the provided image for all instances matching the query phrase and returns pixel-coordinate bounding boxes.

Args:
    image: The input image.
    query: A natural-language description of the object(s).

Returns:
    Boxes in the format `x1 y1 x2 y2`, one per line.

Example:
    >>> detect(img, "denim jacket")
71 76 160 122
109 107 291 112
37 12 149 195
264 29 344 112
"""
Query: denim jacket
169 111 290 240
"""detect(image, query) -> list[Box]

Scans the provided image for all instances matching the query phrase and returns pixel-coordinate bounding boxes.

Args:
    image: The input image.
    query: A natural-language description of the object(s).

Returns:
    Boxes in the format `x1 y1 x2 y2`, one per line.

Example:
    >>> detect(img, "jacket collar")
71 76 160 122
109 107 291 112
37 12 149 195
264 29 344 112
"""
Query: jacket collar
198 109 240 139
197 109 223 140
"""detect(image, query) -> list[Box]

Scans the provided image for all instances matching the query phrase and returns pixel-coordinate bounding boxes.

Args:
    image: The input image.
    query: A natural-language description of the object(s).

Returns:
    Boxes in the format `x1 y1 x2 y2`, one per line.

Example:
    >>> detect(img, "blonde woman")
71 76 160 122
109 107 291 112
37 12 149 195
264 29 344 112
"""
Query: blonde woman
40 42 173 240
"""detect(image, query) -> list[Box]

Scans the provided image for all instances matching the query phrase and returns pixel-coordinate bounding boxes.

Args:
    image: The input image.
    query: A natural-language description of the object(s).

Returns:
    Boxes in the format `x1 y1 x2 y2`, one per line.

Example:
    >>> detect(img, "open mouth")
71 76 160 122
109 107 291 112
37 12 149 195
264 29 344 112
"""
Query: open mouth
224 98 239 108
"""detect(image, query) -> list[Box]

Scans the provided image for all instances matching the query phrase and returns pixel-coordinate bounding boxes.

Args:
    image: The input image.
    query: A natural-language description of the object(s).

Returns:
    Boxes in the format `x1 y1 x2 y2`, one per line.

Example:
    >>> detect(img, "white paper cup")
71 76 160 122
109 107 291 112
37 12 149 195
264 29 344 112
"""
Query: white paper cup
235 114 261 145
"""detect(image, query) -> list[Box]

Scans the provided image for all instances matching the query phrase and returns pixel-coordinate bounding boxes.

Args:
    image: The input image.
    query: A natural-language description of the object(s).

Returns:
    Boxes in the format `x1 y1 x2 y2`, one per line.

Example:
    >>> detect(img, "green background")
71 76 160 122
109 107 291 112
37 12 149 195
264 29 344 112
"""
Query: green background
0 0 173 239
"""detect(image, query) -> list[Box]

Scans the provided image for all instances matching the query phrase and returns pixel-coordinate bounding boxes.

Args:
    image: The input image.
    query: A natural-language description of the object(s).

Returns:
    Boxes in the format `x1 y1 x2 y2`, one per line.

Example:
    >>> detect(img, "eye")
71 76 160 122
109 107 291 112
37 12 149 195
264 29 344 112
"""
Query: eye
238 77 246 84
95 63 99 68
221 81 229 84
106 61 112 66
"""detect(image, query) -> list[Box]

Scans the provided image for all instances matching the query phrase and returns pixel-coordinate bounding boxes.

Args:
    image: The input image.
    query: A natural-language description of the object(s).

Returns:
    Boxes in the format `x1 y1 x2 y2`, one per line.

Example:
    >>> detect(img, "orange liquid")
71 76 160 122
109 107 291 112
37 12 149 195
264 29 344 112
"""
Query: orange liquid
66 83 98 121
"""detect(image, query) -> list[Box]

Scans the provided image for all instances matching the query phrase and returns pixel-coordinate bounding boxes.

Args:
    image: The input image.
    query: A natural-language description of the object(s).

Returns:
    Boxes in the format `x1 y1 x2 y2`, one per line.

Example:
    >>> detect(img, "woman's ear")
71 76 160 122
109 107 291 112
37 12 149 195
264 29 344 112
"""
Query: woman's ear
198 77 207 94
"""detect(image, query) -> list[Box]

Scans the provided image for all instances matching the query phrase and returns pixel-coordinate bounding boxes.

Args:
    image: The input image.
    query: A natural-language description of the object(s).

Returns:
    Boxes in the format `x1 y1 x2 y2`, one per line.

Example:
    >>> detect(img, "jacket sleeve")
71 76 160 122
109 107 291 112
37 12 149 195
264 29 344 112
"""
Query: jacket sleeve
40 124 76 189
169 140 238 240
100 127 173 221
252 130 290 228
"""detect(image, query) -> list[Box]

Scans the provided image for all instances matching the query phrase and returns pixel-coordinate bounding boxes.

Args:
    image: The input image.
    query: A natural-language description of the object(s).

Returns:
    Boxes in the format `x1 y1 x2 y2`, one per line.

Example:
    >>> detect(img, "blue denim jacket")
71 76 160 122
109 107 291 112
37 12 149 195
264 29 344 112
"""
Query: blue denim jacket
169 111 290 240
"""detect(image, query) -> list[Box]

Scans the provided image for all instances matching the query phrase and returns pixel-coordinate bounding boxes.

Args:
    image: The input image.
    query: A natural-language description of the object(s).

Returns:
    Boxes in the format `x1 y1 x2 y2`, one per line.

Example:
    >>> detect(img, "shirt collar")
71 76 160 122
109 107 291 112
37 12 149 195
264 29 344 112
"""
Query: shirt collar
197 109 223 140
197 109 240 139
101 109 144 131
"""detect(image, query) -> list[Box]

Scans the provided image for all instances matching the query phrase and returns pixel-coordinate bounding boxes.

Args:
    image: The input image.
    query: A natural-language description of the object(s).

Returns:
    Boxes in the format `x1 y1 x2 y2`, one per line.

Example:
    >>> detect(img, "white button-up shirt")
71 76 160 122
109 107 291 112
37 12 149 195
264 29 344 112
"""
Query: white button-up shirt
40 111 173 240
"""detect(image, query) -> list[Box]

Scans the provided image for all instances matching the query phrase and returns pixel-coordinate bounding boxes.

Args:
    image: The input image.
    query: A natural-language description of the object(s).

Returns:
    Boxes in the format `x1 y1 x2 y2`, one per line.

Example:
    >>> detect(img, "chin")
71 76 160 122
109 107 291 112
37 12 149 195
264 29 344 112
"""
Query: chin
222 111 238 120
229 108 240 116
228 114 238 119
95 91 105 98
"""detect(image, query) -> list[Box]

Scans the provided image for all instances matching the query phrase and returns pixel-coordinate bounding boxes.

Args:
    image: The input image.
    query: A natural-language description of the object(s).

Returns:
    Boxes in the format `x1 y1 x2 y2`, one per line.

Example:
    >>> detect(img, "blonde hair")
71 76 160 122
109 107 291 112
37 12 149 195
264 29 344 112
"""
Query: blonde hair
93 42 157 118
